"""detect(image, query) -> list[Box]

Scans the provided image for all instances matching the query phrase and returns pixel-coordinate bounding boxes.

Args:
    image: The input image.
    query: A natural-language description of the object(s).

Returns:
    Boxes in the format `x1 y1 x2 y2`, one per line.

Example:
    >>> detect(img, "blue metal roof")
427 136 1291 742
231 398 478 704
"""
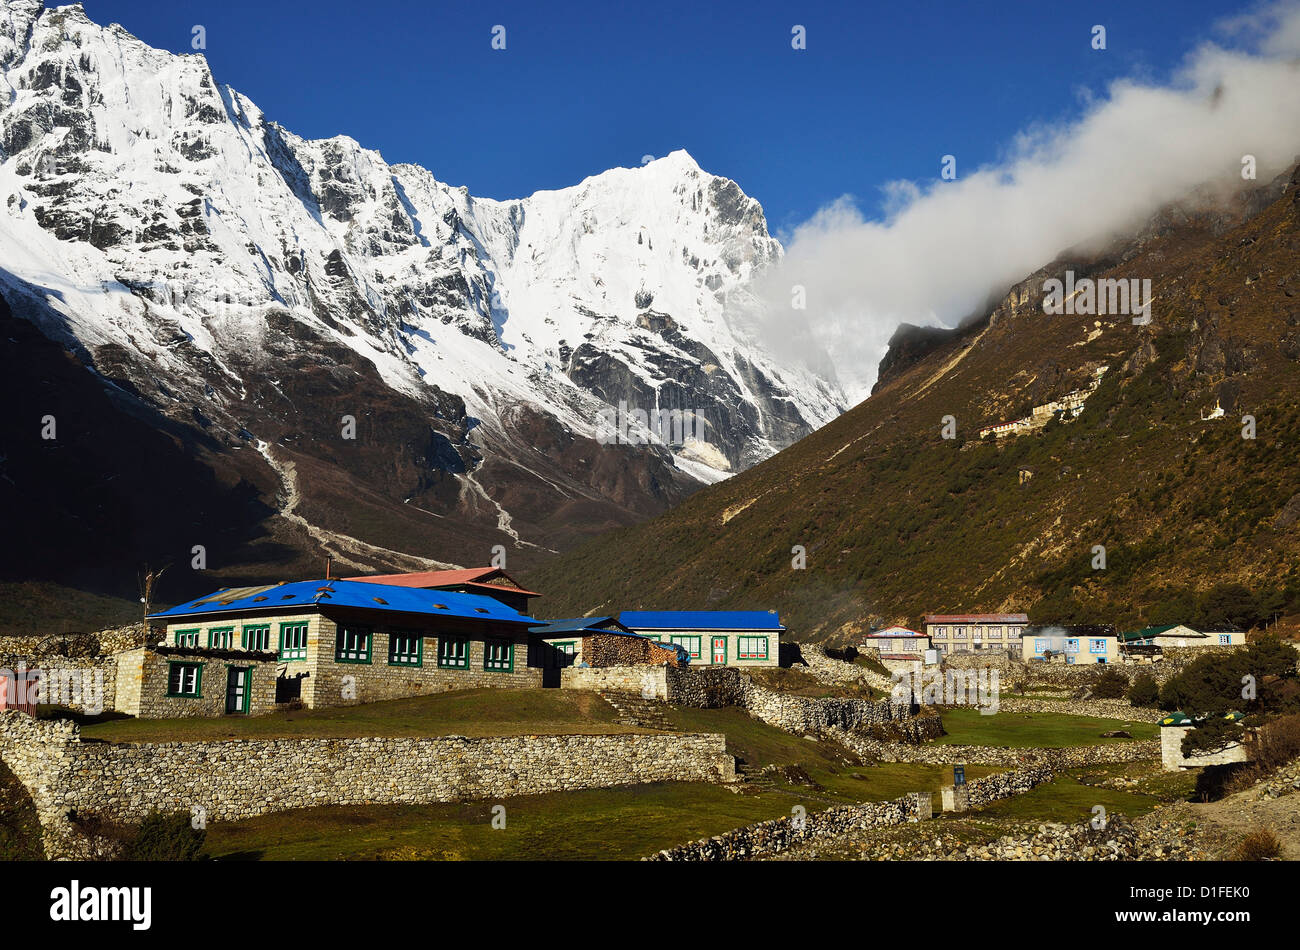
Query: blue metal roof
149 579 534 625
529 617 636 635
619 610 784 631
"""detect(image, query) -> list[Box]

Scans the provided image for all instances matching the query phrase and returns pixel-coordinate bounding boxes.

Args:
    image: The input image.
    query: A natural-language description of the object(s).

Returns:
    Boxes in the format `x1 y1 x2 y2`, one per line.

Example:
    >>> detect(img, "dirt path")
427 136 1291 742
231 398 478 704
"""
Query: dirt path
1183 792 1300 859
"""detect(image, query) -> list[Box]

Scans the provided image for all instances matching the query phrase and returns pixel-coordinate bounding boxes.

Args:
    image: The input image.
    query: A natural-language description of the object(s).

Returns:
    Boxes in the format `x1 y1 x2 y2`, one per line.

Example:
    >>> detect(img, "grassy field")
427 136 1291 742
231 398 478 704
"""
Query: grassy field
198 700 1004 860
934 708 1158 748
75 689 647 743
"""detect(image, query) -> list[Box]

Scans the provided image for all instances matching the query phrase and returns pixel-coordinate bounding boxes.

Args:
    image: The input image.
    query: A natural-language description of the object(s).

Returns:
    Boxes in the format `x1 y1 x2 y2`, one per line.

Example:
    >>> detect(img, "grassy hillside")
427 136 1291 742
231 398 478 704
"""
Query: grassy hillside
527 164 1300 642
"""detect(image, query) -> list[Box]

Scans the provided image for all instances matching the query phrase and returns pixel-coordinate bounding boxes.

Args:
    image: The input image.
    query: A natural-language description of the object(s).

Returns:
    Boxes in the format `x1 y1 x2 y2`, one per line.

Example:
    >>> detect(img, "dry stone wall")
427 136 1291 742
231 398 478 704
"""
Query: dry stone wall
0 711 735 859
646 765 1055 860
825 726 1160 768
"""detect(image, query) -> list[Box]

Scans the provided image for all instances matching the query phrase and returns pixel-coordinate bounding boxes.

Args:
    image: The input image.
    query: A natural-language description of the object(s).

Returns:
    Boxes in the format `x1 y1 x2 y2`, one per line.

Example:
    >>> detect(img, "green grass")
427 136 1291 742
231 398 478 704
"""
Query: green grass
76 689 647 743
974 770 1167 823
0 761 44 861
808 762 1002 805
933 708 1158 748
201 782 832 861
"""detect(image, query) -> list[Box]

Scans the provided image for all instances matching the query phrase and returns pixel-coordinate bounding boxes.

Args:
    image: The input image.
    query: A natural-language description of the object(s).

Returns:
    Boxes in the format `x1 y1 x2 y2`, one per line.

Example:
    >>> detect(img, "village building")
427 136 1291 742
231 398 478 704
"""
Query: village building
1022 624 1119 665
530 617 684 680
861 626 931 658
345 566 540 614
1160 712 1250 770
1120 624 1247 650
618 611 783 667
924 613 1028 655
142 578 541 716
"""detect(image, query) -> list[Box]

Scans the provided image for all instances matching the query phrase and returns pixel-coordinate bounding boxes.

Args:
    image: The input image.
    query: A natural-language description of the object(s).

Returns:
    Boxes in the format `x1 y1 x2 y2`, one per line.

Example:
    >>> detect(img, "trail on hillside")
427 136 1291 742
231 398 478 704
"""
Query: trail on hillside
255 441 456 573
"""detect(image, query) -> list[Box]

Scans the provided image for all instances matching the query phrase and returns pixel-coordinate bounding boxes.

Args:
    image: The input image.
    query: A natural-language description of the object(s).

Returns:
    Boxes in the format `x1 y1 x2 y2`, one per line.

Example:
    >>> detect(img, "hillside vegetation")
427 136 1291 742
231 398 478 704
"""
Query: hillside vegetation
528 163 1300 642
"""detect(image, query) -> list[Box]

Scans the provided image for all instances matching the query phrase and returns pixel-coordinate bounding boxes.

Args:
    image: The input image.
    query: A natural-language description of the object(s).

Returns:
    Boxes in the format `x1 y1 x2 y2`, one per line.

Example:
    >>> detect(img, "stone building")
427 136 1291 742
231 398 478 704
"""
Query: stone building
861 626 931 658
618 611 783 667
1159 712 1250 770
924 613 1028 656
1121 624 1246 649
146 578 540 715
531 617 684 674
1022 625 1119 665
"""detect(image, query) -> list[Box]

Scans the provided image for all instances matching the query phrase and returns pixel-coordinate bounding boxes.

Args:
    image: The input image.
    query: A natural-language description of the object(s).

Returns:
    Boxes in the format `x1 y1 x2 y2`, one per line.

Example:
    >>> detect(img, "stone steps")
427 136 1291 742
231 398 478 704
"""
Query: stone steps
597 690 676 731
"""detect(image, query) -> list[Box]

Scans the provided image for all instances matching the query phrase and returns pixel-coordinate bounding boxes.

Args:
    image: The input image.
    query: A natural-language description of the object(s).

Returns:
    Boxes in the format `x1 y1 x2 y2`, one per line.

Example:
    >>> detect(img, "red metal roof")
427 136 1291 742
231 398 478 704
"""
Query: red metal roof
924 613 1028 623
345 567 540 597
865 627 926 637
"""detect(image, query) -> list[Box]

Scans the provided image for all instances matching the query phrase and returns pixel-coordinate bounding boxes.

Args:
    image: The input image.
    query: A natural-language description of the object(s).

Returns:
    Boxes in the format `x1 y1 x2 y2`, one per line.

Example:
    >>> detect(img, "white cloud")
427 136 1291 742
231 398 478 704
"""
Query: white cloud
751 2 1300 404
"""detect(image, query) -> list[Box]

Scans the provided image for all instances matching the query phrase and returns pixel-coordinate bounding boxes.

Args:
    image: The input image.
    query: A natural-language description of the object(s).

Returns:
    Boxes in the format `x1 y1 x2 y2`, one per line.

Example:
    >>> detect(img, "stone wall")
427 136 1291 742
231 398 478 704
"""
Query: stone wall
0 711 736 859
997 696 1165 723
113 648 280 719
562 666 669 700
1160 725 1250 770
646 765 1055 861
566 664 916 736
0 655 115 714
825 726 1160 768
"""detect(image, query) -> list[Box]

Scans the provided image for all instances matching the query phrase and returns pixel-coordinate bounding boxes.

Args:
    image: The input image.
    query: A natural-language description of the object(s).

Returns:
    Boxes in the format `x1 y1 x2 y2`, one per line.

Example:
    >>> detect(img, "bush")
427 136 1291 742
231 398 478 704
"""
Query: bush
1128 672 1160 707
125 811 205 861
1233 829 1281 861
1092 668 1130 699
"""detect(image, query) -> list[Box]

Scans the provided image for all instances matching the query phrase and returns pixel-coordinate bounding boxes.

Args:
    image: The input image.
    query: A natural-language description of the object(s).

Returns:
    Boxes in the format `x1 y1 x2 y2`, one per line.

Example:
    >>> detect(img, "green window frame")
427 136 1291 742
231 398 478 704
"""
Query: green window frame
737 636 769 660
668 635 702 660
166 661 203 698
335 625 372 664
207 627 234 650
242 624 271 652
279 622 308 661
388 629 423 667
483 639 514 672
437 636 470 669
174 628 200 648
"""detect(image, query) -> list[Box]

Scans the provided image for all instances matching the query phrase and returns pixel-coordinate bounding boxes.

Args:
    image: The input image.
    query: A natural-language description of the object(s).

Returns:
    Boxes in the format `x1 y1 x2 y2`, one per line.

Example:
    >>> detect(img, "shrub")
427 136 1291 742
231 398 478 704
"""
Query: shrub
1233 829 1281 861
125 811 205 861
1128 672 1160 707
1092 668 1130 699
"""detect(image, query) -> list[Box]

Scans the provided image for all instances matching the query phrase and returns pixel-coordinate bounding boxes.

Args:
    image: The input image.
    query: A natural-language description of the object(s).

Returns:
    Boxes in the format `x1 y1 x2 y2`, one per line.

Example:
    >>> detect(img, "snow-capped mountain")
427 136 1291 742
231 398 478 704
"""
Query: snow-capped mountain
0 1 844 584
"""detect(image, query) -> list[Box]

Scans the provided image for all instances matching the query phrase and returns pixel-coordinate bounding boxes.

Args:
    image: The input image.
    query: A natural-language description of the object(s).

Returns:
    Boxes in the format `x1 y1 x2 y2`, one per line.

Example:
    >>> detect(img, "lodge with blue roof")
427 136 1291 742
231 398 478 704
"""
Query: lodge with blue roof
112 567 786 718
134 576 542 717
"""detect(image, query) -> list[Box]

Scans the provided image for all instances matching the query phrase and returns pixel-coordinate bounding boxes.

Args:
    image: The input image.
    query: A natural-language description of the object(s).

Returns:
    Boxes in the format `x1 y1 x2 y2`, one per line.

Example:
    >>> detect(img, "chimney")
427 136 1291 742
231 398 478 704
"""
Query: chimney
325 556 332 580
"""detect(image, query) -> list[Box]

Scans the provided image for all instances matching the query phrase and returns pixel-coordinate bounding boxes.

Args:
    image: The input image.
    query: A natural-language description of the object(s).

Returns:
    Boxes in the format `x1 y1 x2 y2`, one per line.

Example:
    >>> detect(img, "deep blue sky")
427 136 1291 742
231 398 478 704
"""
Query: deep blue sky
87 0 1242 236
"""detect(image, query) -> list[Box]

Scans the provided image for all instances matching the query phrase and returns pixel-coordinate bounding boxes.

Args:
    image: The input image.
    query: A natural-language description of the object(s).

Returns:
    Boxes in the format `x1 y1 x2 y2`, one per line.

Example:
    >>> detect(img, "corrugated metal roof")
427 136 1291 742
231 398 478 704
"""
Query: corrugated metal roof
149 579 534 625
619 610 784 631
924 613 1028 623
344 567 541 597
529 617 636 635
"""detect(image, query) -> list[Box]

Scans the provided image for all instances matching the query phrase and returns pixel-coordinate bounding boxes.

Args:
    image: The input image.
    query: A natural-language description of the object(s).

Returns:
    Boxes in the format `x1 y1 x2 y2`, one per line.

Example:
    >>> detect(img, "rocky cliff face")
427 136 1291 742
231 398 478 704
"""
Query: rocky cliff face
0 1 845 614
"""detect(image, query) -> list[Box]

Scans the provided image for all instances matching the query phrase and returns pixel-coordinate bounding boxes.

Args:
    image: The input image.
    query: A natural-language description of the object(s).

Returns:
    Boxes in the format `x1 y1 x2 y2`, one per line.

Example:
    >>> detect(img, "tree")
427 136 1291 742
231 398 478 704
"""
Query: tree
1128 671 1159 707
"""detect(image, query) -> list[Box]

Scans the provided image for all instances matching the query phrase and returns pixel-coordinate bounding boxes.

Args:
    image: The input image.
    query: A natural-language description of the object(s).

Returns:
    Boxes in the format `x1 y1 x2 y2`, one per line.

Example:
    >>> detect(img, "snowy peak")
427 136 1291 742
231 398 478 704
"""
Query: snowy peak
0 0 844 509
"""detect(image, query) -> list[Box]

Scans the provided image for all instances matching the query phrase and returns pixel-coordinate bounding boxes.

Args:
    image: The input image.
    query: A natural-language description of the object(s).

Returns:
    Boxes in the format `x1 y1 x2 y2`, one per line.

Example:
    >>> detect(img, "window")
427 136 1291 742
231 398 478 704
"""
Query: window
389 629 423 667
208 627 233 649
242 624 271 652
954 627 966 639
1065 638 1079 654
1218 634 1230 645
335 625 371 663
668 635 702 659
936 627 947 638
166 662 203 697
438 636 469 669
280 622 308 661
737 636 769 660
174 629 199 647
1034 639 1048 654
484 639 513 672
547 641 577 668
987 627 1002 639
1089 638 1108 654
